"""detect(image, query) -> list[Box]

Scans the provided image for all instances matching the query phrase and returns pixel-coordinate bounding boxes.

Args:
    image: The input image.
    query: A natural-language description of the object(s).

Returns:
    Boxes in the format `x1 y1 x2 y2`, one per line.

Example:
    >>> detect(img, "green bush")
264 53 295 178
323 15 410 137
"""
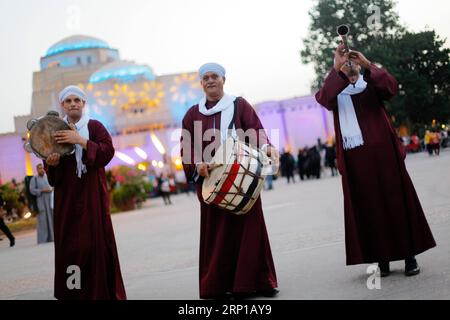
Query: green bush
0 183 24 218
109 166 149 212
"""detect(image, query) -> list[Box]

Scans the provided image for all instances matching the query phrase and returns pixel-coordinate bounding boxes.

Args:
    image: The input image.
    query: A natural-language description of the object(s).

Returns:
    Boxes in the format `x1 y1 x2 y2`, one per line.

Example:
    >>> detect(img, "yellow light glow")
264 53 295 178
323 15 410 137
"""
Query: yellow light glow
137 163 147 171
25 151 33 176
174 158 183 170
24 212 32 219
151 133 166 155
152 160 158 167
157 161 164 168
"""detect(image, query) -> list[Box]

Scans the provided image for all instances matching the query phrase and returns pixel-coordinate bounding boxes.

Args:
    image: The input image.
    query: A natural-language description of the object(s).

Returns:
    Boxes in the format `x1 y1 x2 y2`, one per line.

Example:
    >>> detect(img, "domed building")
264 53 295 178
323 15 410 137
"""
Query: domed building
1 35 333 183
8 35 203 180
15 35 202 136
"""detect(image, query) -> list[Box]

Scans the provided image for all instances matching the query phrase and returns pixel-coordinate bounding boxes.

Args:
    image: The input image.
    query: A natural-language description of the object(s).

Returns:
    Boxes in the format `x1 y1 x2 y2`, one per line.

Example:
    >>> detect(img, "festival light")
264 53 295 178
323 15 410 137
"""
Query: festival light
157 161 164 168
24 212 32 219
134 147 148 160
174 157 183 170
115 151 136 165
151 133 166 155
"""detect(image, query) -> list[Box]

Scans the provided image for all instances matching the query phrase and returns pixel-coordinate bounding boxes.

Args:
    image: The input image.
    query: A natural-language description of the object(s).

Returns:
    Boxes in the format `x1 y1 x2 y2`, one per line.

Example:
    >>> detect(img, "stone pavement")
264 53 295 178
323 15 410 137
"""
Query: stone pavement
1 150 449 300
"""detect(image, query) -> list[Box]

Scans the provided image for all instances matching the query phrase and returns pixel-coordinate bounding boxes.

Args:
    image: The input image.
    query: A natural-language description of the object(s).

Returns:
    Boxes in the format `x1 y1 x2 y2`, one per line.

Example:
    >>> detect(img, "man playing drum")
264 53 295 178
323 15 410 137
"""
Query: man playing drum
44 85 127 300
181 63 279 299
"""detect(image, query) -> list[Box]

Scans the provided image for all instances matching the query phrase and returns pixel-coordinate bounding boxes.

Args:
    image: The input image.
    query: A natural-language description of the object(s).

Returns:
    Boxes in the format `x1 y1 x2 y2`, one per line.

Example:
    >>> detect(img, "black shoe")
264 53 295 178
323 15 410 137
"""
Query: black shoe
258 288 279 298
405 258 420 277
378 262 390 277
10 238 15 247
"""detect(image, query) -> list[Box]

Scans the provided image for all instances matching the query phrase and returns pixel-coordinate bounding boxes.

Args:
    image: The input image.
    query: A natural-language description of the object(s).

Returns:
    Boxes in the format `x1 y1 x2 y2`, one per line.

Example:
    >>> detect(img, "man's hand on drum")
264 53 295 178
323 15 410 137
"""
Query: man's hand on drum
196 163 210 178
46 153 60 167
54 129 87 149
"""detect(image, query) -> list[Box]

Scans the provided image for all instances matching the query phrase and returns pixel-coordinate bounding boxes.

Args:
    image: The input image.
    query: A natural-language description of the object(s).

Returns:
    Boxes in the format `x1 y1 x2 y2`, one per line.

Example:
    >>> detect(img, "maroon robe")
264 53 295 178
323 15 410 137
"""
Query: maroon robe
316 65 436 265
45 119 127 300
181 97 278 298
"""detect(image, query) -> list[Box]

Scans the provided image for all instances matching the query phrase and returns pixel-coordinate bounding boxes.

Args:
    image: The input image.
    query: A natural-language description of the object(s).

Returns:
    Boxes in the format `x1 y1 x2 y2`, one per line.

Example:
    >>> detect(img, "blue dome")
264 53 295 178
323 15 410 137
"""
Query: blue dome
45 35 111 57
89 61 156 84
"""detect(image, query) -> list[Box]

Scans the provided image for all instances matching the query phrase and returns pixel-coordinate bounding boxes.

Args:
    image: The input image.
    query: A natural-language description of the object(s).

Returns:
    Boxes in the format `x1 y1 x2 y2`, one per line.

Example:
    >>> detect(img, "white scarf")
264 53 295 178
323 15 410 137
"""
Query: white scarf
198 94 237 141
337 75 367 150
63 114 90 178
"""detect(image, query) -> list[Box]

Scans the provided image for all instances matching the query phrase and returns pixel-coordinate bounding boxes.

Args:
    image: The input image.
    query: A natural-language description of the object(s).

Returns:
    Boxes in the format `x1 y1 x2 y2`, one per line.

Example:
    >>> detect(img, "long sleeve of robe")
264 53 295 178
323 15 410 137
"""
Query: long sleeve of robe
181 97 277 298
45 119 127 300
315 65 436 265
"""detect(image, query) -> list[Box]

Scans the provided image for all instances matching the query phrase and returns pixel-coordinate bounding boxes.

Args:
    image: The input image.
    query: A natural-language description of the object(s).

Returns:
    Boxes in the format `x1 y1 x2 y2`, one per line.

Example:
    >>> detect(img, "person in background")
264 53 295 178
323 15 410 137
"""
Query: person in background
29 163 54 244
0 191 15 247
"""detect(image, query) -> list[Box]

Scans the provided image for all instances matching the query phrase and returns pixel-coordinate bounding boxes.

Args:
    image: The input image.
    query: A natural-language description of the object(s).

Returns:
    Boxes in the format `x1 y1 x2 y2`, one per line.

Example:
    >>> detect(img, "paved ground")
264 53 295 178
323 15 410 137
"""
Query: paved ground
1 150 449 300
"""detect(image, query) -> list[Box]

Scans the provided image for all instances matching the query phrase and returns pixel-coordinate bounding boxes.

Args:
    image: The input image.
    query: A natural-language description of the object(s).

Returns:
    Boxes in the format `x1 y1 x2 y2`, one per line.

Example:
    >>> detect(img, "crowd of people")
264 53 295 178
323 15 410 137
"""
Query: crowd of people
403 128 449 155
273 140 338 187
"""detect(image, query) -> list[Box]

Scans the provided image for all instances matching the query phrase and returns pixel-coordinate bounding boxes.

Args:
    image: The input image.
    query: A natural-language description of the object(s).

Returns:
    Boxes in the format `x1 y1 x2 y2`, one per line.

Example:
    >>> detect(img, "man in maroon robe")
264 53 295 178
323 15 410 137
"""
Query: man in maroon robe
315 44 436 277
45 85 127 300
181 63 278 299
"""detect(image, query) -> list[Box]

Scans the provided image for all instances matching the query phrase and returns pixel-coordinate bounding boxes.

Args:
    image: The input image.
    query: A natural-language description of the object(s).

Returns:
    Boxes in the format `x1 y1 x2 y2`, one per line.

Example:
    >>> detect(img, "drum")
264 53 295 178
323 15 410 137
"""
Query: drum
202 137 269 215
24 111 75 160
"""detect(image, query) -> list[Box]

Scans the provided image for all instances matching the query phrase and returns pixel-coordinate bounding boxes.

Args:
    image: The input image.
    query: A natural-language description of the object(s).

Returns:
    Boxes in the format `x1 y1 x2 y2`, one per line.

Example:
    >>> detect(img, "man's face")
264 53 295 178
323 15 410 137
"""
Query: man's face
61 95 85 120
37 164 45 176
341 62 361 84
200 72 225 98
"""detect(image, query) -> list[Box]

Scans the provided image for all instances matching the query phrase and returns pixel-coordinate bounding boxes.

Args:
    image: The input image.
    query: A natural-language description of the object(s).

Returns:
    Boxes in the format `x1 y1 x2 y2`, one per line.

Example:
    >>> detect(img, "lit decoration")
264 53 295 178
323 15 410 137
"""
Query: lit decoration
24 212 32 219
89 61 156 84
168 73 203 122
174 157 183 170
137 163 147 171
121 81 165 112
151 132 166 155
134 147 148 160
152 160 158 167
25 151 34 176
45 36 110 57
115 151 136 165
170 73 201 104
157 161 164 168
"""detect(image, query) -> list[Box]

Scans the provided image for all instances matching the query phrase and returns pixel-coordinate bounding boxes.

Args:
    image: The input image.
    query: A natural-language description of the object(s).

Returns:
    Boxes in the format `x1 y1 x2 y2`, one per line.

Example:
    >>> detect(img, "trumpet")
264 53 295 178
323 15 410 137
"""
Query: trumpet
337 24 350 53
337 24 354 67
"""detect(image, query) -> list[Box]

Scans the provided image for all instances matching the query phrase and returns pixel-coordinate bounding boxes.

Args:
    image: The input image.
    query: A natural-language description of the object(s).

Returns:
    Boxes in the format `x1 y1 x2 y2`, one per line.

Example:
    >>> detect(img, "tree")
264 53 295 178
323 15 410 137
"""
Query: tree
301 0 404 89
384 31 450 131
301 0 450 130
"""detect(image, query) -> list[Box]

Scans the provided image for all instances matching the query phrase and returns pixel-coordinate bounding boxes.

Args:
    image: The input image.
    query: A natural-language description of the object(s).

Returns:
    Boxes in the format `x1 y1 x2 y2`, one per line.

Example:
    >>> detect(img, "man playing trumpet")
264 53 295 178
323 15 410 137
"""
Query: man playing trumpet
315 43 436 277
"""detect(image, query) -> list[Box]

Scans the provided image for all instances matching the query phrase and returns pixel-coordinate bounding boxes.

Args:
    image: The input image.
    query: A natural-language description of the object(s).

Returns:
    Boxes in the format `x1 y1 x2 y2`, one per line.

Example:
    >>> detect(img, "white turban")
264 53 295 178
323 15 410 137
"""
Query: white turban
198 62 226 79
58 85 87 103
